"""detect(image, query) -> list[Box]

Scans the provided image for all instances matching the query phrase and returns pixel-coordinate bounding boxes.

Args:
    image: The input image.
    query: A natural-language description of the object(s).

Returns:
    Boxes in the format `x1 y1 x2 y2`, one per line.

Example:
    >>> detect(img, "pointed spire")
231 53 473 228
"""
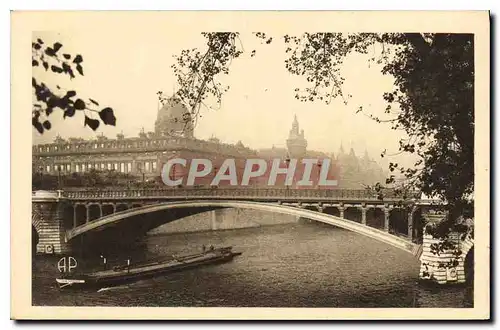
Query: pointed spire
292 114 299 131
339 140 345 154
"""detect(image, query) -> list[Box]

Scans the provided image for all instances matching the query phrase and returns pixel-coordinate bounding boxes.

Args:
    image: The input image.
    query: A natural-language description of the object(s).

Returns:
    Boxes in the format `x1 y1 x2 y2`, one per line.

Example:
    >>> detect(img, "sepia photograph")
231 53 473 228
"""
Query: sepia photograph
11 10 490 319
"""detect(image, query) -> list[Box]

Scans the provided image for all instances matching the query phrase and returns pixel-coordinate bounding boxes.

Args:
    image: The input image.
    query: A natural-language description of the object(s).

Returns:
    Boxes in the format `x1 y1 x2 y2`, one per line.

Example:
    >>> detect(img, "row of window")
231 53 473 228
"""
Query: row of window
34 139 254 155
41 161 158 174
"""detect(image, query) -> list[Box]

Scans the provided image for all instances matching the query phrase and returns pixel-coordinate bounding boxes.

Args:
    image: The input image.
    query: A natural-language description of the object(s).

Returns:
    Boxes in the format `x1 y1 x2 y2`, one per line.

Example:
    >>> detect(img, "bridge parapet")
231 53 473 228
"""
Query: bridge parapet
63 187 416 202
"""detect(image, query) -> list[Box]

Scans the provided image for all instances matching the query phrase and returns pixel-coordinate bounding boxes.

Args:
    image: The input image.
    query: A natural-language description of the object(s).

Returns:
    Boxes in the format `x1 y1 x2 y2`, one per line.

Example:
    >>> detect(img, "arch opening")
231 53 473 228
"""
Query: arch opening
116 203 128 212
366 207 384 229
32 225 39 257
88 204 101 222
102 204 114 217
75 204 87 227
62 204 74 229
464 246 474 284
344 207 361 223
323 206 340 217
389 208 408 237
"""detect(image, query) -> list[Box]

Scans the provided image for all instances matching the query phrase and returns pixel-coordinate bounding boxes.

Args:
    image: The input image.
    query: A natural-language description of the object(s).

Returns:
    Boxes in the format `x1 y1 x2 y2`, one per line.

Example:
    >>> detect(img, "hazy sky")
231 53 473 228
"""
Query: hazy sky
32 29 414 167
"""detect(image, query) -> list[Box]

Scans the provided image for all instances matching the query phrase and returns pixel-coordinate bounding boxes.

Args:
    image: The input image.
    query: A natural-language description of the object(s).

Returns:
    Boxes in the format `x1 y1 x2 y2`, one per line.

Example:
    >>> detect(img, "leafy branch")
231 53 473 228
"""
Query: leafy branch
32 38 116 134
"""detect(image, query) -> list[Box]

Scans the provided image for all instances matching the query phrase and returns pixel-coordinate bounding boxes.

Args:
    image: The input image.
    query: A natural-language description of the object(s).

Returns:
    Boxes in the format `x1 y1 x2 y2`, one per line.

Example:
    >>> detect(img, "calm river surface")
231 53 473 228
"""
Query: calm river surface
32 222 472 307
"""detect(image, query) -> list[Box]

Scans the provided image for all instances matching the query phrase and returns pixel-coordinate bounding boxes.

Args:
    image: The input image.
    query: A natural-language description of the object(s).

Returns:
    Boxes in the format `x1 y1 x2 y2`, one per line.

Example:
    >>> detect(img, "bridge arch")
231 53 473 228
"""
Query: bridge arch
66 200 417 254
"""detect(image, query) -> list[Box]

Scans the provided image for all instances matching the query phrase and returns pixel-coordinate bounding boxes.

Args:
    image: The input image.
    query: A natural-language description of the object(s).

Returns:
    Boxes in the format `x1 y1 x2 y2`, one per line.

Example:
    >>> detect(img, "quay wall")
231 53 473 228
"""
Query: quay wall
148 208 300 234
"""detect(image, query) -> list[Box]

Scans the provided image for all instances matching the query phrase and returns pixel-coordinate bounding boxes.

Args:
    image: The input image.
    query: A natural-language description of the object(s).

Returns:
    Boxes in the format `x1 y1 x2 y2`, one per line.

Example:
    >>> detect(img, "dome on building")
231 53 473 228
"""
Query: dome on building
154 96 194 138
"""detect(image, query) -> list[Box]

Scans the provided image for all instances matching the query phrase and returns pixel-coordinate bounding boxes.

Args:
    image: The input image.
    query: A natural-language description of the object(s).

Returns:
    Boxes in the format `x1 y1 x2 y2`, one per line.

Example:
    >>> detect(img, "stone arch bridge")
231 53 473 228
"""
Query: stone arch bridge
32 187 473 285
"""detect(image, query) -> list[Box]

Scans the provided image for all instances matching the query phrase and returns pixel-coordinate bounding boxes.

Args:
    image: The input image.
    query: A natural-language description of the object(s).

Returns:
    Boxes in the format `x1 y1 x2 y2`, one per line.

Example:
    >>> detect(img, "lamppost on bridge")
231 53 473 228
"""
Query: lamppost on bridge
285 156 290 196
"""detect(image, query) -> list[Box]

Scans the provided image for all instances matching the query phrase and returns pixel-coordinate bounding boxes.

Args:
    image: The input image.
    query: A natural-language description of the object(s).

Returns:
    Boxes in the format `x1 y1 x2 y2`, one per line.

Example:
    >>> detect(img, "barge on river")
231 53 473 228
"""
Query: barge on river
56 246 241 289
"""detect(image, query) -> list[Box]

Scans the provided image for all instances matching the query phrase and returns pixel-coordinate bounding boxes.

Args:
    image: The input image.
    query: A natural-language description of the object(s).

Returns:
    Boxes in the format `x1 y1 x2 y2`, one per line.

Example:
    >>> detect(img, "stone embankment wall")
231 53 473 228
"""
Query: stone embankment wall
418 213 474 285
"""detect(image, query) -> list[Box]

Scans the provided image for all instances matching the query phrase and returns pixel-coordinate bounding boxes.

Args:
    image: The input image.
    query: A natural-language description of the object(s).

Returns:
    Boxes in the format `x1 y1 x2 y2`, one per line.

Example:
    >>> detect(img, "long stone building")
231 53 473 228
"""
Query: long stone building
32 95 387 189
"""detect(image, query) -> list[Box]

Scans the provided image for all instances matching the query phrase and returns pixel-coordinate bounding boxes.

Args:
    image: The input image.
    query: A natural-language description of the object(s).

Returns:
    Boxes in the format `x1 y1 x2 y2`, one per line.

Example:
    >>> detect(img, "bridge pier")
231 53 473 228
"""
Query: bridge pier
407 205 417 241
32 191 72 255
383 206 390 232
361 205 367 225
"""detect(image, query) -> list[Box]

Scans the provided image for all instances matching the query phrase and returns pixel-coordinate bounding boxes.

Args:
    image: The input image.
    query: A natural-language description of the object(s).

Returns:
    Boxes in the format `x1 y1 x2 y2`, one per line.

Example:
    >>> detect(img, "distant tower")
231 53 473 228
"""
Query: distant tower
154 95 194 138
286 115 307 158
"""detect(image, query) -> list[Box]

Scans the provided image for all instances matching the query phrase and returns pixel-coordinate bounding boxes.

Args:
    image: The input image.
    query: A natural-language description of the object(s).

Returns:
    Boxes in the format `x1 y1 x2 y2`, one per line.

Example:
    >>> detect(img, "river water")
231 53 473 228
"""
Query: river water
32 222 473 307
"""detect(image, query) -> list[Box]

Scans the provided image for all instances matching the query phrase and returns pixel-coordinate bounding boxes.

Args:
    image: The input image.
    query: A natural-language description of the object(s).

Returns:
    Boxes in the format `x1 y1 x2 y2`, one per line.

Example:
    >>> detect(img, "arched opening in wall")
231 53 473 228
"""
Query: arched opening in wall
132 203 143 209
389 208 408 237
88 204 101 222
75 204 87 226
32 225 39 257
412 208 424 244
463 246 474 307
102 204 114 217
464 246 474 284
366 207 384 229
116 204 128 212
62 204 74 230
344 207 361 223
323 206 340 217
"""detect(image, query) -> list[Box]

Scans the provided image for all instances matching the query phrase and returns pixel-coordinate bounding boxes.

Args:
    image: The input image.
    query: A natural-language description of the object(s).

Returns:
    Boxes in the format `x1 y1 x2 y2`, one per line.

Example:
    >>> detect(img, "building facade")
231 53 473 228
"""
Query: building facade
32 100 387 189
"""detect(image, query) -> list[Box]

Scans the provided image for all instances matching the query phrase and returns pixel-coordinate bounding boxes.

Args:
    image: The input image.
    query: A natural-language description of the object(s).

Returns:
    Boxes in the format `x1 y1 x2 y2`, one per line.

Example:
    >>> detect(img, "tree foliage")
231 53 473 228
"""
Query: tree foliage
32 38 116 134
163 32 474 237
32 168 148 190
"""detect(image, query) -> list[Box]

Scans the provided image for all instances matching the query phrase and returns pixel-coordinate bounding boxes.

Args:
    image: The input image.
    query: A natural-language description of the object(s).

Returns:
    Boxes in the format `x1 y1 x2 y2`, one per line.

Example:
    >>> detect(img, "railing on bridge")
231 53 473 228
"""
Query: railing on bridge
62 187 416 201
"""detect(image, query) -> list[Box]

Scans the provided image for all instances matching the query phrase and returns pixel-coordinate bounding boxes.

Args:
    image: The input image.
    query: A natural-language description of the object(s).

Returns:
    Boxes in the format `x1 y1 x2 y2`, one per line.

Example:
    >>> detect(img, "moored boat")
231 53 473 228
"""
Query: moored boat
56 246 242 289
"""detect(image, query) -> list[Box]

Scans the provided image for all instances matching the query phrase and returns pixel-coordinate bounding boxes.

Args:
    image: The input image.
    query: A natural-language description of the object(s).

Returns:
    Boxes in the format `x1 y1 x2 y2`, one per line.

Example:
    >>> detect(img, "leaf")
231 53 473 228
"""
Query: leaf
33 43 41 50
53 42 63 53
89 98 99 106
32 78 36 88
64 106 75 118
73 54 83 64
32 118 44 134
99 107 116 126
42 120 51 130
84 115 100 131
76 64 84 76
47 96 59 108
45 107 53 116
65 90 77 98
74 98 86 110
32 60 39 67
63 54 71 60
51 65 63 73
45 47 55 57
37 38 44 45
43 62 49 71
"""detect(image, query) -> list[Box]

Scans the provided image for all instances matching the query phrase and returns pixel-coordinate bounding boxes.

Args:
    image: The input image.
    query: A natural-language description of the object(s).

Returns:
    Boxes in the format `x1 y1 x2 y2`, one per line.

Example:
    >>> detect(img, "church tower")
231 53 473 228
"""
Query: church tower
286 115 307 158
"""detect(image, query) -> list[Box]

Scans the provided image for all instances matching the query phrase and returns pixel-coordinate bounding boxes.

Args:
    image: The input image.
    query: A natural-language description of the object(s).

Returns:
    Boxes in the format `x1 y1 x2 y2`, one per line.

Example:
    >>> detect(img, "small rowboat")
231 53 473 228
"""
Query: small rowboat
56 246 242 289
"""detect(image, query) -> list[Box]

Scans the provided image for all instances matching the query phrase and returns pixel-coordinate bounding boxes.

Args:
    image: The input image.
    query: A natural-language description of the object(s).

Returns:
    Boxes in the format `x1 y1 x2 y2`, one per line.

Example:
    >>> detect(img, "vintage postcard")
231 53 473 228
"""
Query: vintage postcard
11 11 489 320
